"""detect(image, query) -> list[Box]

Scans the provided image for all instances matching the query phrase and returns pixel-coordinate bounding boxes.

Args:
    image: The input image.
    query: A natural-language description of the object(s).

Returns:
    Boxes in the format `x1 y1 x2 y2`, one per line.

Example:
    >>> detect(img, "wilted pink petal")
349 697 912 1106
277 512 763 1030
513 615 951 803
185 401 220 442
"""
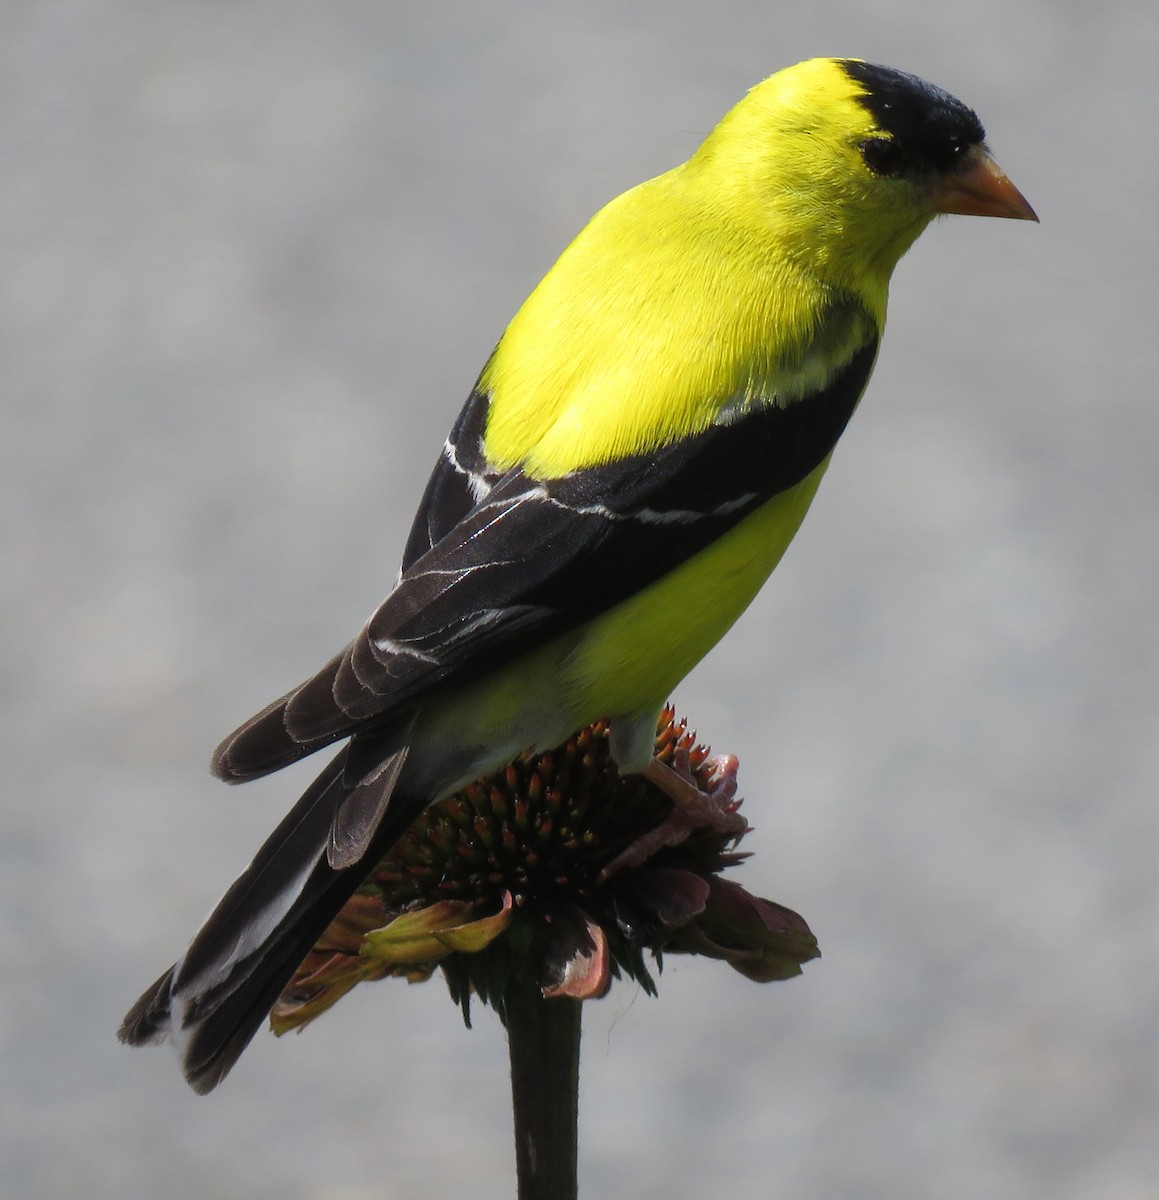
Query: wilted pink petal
270 955 393 1035
684 877 819 981
630 867 710 929
541 908 611 1000
703 877 814 938
318 894 392 953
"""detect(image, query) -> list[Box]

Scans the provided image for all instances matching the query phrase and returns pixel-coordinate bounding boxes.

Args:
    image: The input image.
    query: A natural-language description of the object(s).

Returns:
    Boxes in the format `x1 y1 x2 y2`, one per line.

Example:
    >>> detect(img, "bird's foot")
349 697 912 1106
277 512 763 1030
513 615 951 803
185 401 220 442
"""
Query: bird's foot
599 749 747 881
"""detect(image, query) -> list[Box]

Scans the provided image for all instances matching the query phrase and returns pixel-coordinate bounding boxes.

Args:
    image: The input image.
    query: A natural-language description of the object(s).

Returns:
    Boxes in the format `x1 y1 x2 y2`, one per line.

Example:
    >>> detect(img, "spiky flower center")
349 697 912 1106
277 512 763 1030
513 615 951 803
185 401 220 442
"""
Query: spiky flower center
271 710 817 1036
369 711 721 913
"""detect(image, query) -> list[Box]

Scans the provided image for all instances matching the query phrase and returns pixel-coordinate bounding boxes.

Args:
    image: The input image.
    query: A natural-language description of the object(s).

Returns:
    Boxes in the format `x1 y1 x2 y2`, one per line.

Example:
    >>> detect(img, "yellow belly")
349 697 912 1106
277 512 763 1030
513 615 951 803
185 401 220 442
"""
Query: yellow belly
563 455 830 717
408 455 831 799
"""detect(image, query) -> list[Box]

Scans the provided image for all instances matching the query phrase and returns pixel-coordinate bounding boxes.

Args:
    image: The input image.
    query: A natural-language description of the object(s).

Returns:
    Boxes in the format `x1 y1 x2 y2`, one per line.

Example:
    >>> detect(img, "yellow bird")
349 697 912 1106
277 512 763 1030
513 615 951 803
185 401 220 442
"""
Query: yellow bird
120 57 1036 1091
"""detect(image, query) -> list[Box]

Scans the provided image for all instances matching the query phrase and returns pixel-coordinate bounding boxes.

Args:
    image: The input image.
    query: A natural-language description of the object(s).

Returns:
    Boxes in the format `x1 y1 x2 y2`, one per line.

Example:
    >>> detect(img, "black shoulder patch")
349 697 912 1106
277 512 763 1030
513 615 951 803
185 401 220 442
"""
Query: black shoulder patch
839 60 985 178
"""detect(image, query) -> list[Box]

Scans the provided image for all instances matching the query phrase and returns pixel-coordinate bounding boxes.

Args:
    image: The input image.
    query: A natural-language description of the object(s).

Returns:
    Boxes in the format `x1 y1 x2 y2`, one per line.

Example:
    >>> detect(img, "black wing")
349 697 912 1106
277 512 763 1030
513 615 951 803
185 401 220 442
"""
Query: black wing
119 717 427 1092
399 385 500 570
214 336 877 781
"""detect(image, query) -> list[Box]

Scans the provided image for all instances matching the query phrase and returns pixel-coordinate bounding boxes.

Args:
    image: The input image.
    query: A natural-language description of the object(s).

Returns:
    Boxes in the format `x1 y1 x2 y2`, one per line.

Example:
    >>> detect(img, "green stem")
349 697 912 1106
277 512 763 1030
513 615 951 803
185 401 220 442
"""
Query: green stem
504 976 581 1200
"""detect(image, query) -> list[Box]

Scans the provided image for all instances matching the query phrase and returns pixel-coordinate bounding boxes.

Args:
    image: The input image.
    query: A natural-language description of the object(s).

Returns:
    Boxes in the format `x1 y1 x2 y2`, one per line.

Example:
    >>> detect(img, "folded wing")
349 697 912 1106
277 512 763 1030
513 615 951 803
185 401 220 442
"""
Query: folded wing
213 335 877 784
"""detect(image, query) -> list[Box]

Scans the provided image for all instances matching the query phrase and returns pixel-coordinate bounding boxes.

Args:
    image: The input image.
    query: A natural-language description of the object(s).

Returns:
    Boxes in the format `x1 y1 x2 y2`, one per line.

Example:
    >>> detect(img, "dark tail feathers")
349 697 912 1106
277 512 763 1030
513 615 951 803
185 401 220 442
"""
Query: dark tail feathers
119 722 422 1093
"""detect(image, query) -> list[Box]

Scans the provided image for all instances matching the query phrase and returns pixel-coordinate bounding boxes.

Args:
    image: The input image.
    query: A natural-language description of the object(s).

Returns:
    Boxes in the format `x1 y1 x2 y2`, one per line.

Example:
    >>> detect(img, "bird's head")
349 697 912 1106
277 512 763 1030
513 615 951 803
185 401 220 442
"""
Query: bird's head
689 57 1036 304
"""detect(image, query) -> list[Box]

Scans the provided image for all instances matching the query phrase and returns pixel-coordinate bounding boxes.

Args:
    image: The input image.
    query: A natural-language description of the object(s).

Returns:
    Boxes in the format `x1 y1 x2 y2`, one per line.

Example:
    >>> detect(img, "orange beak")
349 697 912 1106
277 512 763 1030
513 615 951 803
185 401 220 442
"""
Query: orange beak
933 148 1038 221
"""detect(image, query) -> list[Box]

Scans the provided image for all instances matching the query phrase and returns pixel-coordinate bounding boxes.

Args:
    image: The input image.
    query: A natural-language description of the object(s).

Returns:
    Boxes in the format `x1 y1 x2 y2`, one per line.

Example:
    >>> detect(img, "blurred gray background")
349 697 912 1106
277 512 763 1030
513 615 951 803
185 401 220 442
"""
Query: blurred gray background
3 2 1156 1197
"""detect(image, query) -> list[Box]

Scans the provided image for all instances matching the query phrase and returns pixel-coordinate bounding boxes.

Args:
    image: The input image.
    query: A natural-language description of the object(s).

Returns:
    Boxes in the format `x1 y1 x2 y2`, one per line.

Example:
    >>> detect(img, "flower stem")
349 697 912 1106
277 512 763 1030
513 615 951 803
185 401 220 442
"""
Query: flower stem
504 975 581 1200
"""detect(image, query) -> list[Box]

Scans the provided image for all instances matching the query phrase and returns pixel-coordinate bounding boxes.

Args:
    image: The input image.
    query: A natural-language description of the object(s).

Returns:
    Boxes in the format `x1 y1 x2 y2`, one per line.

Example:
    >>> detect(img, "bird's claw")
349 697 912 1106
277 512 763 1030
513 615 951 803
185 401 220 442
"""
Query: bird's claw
598 751 748 881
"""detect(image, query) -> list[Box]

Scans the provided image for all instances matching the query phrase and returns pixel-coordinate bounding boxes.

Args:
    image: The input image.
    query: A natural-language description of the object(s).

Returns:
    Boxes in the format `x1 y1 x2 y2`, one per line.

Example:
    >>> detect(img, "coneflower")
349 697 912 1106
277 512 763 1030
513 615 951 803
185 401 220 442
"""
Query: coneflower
271 708 817 1200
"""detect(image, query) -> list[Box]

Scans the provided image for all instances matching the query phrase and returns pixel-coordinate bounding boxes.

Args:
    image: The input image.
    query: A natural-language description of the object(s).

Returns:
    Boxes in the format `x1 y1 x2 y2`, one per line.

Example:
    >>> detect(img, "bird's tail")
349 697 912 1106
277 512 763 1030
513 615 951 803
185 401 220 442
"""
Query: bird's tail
118 722 423 1094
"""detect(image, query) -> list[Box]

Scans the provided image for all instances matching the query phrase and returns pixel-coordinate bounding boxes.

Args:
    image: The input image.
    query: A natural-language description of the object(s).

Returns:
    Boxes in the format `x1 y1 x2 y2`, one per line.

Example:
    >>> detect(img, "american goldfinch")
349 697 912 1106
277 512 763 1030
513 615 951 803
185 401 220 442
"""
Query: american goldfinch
120 57 1036 1092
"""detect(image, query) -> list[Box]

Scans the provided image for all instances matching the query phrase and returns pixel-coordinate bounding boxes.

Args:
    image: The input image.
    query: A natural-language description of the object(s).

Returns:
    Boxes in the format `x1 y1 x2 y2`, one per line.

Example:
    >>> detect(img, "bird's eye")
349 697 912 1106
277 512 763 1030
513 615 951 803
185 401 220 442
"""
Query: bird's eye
859 136 908 177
